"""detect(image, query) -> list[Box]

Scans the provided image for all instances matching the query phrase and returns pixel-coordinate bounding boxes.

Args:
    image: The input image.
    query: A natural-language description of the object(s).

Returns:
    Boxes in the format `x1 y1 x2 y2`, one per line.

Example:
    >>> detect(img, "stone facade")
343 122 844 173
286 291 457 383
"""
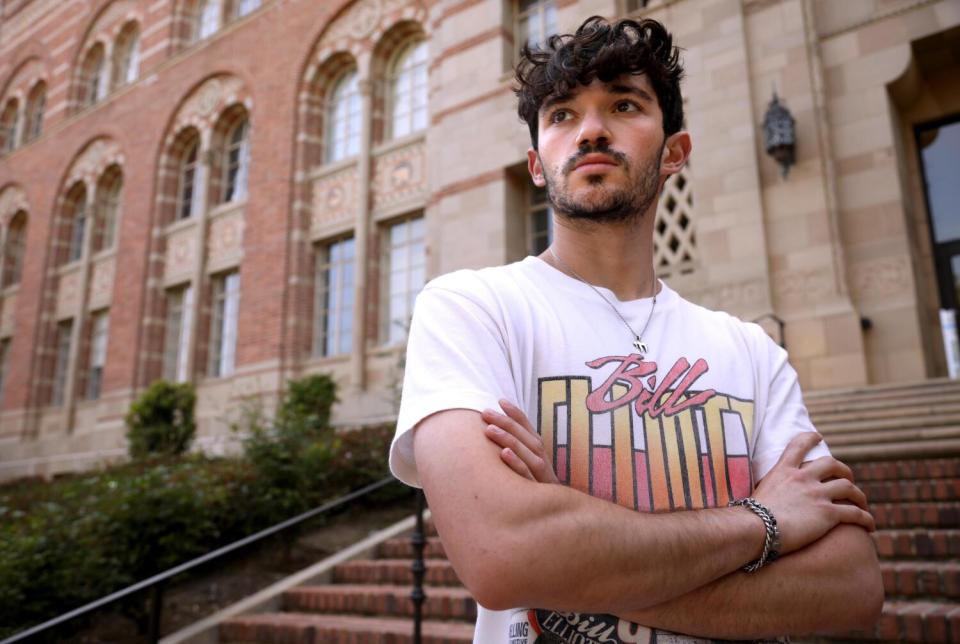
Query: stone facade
0 0 957 480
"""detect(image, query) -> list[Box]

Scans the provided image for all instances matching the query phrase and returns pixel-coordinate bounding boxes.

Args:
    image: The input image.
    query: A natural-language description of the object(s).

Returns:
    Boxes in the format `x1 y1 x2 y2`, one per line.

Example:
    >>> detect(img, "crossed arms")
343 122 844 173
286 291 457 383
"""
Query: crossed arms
413 403 884 639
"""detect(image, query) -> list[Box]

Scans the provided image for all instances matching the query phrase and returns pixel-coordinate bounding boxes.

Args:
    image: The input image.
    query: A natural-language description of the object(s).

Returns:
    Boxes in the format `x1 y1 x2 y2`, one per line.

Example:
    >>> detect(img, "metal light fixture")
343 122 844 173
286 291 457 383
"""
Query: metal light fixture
762 91 796 178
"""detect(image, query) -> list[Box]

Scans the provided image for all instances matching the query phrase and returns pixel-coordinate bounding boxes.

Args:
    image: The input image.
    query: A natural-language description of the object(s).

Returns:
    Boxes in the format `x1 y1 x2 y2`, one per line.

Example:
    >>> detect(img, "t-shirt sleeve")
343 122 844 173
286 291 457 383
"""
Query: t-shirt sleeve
751 329 830 482
389 283 519 488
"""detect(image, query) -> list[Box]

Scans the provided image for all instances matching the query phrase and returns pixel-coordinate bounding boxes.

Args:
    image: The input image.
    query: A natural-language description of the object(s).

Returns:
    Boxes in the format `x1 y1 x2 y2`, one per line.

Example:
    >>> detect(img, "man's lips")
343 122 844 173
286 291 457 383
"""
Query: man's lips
573 154 619 172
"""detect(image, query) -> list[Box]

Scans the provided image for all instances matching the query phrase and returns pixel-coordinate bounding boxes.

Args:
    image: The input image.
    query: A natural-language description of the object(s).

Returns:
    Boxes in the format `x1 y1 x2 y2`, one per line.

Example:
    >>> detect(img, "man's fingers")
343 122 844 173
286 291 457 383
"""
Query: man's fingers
776 432 823 468
482 407 545 460
802 456 855 483
499 399 536 434
832 502 877 532
823 478 870 511
500 448 534 480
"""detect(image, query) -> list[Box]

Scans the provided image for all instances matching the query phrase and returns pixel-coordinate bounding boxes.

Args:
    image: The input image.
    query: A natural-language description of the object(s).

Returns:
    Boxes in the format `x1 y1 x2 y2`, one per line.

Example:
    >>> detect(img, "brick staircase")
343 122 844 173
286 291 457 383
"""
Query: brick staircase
219 378 960 644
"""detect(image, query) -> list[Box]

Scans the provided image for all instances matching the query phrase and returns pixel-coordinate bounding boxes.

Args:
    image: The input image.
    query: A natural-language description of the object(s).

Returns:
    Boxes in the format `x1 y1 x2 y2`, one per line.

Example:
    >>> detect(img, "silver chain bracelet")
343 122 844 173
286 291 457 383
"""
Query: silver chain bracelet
729 497 781 572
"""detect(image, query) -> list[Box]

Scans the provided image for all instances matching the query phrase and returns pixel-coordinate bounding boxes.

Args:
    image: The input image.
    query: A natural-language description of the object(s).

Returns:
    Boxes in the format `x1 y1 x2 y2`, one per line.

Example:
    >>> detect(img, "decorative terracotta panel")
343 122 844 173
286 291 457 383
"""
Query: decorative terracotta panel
57 267 82 319
311 164 358 236
207 210 245 270
0 292 16 337
372 139 426 214
88 256 115 310
165 226 197 284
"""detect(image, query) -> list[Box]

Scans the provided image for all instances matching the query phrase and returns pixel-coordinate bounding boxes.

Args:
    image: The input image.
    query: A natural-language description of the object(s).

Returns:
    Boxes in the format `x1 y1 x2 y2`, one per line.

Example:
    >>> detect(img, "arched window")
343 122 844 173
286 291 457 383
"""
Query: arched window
389 40 428 139
177 135 201 220
80 44 108 107
221 118 250 203
517 0 557 48
230 0 259 20
64 185 88 264
0 100 19 153
2 210 27 288
24 82 45 143
93 167 122 253
112 23 141 88
325 70 361 163
196 0 221 40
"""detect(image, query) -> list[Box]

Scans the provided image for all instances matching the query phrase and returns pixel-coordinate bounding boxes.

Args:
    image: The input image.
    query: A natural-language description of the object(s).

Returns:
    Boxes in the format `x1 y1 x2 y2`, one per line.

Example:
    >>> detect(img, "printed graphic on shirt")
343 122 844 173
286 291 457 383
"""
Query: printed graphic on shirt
537 353 756 511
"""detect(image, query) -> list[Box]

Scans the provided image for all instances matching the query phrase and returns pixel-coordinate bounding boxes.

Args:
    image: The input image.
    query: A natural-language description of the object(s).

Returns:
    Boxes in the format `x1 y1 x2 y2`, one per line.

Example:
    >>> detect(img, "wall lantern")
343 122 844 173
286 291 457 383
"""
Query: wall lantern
762 91 796 178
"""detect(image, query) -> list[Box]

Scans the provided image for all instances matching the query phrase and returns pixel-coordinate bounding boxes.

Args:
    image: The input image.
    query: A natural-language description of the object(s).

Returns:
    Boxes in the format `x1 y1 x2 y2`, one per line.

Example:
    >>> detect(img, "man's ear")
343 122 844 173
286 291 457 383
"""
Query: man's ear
660 131 692 176
527 148 546 187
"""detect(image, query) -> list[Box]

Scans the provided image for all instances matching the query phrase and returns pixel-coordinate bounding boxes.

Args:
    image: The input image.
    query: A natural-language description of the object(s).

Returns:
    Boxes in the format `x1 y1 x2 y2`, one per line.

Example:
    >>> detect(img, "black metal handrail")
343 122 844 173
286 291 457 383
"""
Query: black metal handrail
411 490 427 644
1 476 399 644
752 312 786 350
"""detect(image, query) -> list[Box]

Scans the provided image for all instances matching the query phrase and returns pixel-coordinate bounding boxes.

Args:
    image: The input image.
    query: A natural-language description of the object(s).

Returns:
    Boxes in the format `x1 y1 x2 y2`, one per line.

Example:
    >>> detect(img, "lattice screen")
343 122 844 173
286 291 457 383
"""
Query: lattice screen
653 165 695 277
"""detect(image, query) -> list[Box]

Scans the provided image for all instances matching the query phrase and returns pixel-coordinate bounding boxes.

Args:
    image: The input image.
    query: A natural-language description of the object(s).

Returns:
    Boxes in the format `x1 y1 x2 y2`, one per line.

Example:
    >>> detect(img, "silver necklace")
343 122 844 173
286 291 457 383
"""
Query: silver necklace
548 246 657 357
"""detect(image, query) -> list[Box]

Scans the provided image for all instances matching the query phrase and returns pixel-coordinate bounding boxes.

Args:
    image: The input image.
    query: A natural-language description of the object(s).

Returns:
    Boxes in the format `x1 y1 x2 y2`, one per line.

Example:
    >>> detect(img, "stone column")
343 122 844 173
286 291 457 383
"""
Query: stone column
183 144 213 382
350 76 374 390
64 187 97 431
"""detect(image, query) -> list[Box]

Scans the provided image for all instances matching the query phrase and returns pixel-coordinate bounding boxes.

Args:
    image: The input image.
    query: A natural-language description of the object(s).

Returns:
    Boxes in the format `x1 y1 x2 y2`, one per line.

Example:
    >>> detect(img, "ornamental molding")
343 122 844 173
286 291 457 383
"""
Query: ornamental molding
771 267 836 306
685 278 769 312
372 138 426 213
4 58 45 98
172 75 249 140
65 138 124 188
311 164 358 234
0 185 28 225
314 0 427 61
849 255 912 300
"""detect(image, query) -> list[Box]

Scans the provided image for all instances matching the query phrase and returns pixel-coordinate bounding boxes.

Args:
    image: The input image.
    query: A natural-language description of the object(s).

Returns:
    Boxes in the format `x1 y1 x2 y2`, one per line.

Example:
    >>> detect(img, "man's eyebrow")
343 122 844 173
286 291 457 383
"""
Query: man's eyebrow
609 83 655 103
540 91 574 115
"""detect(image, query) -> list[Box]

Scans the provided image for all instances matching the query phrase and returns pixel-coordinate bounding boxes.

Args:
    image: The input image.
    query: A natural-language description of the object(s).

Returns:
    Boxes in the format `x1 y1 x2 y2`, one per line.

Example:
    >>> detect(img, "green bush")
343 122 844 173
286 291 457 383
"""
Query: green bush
125 381 197 459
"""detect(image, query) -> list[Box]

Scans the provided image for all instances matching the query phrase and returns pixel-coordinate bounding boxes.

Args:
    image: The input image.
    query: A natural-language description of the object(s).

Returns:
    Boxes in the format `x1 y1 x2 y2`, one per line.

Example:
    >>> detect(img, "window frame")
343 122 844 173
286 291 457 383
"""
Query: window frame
94 170 122 253
0 337 9 408
527 183 553 256
0 99 20 154
207 271 240 377
2 211 27 288
66 188 88 264
163 284 193 382
81 43 108 107
387 40 429 140
177 138 200 220
313 236 355 358
24 82 45 143
515 0 557 51
196 0 222 41
51 319 73 407
325 69 362 164
379 215 426 346
221 118 250 204
85 310 109 400
112 23 141 89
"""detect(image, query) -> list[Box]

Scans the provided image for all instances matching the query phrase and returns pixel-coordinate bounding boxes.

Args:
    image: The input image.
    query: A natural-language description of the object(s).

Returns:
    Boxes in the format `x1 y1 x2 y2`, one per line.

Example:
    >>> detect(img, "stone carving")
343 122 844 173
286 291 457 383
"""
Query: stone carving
5 58 44 97
208 212 244 265
322 0 423 47
311 165 358 233
0 185 28 224
685 279 769 313
372 139 426 212
174 75 246 133
90 0 136 41
66 138 123 187
57 269 81 319
0 292 16 336
653 166 695 278
89 258 115 308
165 230 196 282
771 267 837 306
850 255 911 300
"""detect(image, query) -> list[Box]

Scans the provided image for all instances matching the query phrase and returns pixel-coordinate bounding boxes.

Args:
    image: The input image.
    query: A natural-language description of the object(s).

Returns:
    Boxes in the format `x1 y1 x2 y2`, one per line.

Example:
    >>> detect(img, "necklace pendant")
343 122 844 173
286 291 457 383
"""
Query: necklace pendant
633 337 648 355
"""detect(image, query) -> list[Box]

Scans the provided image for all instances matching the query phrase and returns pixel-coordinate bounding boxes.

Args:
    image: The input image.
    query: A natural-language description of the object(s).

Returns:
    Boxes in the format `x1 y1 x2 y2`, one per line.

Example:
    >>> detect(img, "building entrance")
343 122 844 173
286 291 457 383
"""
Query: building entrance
918 116 960 310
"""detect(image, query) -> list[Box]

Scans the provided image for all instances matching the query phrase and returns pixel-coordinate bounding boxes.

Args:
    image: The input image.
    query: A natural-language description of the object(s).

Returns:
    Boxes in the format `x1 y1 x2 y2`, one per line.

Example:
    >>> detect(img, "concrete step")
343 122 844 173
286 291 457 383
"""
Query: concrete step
818 414 960 436
332 559 462 586
862 478 960 503
220 612 474 643
811 401 960 425
871 503 960 529
823 425 960 447
851 458 960 481
283 584 476 620
880 561 960 600
378 536 447 559
873 529 960 559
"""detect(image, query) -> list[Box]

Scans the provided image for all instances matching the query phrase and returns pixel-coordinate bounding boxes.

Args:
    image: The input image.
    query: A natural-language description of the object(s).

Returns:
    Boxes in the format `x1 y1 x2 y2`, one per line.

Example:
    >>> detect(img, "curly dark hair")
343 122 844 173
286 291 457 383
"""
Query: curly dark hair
514 16 684 149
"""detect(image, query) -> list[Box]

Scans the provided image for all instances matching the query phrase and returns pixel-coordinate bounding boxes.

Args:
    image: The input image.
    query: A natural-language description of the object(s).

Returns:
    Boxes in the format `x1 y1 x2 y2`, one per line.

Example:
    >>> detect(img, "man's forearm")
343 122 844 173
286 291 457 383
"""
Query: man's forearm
617 524 884 639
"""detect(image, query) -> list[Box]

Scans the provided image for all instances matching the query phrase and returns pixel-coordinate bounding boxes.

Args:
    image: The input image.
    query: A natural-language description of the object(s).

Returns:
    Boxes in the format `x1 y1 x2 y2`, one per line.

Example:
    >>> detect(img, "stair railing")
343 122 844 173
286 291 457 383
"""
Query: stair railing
411 489 427 644
0 476 401 644
752 312 786 350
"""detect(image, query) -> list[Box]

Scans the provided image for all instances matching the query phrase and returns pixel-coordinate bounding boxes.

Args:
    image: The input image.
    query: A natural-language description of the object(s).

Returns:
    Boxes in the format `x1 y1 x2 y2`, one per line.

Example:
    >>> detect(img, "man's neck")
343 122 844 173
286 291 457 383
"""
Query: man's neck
539 213 658 302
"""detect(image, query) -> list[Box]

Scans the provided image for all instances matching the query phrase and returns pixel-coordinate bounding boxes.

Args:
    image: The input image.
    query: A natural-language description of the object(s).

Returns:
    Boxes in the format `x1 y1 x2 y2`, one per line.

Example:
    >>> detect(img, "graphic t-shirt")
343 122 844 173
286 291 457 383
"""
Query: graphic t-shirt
390 256 828 644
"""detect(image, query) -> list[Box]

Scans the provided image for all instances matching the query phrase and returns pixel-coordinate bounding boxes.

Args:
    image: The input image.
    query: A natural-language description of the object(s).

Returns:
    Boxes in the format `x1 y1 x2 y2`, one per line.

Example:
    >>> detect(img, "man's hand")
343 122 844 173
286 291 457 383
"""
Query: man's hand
482 400 875 556
481 400 559 484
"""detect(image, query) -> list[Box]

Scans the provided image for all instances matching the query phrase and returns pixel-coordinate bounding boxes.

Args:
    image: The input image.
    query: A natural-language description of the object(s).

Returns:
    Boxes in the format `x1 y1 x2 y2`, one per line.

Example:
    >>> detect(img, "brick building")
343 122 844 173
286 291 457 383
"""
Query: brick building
0 0 958 480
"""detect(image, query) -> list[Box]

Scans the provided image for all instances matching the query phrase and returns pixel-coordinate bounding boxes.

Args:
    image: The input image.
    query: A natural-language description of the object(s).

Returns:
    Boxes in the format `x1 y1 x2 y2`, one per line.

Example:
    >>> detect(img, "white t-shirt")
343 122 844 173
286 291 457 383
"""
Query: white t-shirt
390 256 827 644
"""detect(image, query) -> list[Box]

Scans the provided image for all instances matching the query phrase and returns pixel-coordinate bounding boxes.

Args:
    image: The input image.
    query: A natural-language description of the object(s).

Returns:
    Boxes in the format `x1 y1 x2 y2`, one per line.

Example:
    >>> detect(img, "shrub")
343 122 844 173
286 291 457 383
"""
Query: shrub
125 381 197 459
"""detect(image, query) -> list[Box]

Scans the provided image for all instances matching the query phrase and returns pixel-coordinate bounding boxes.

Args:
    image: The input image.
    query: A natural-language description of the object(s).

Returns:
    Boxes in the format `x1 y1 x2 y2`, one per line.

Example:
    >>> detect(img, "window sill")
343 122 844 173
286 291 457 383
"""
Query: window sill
1 283 20 298
373 132 426 156
165 216 198 235
209 199 247 219
309 157 359 181
303 353 351 367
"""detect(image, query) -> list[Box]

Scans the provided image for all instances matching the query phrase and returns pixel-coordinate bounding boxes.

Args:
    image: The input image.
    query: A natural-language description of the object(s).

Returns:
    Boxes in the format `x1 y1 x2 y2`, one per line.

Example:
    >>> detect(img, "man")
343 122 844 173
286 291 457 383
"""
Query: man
389 16 883 644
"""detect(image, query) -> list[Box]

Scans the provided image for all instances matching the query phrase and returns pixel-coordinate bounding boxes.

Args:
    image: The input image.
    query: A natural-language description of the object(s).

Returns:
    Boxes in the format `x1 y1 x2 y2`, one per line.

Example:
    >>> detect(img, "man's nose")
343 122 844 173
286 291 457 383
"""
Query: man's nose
576 110 612 148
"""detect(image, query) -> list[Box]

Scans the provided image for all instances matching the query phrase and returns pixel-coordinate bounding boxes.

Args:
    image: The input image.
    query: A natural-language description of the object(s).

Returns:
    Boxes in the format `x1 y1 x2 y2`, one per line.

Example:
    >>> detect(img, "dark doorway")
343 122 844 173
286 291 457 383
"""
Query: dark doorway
917 115 960 310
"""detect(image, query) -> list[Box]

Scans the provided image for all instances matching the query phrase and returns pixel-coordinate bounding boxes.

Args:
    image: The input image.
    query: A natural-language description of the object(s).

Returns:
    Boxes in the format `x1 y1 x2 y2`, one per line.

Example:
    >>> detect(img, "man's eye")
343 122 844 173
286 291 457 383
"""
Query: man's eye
615 101 640 113
550 109 571 123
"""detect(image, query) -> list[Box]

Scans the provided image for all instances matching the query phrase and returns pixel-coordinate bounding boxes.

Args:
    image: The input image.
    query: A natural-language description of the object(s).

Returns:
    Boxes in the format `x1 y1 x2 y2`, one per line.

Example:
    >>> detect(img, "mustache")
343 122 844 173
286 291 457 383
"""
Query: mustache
562 144 629 174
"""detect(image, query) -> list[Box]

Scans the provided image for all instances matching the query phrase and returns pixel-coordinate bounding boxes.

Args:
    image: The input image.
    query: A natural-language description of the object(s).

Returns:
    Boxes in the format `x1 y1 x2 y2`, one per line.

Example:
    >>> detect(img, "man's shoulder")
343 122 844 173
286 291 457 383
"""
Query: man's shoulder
671 288 774 348
423 260 531 304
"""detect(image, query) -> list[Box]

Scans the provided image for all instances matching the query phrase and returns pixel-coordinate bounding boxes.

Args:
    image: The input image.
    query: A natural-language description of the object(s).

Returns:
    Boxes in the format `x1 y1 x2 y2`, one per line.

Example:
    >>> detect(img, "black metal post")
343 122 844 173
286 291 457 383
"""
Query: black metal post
147 582 164 644
411 490 426 644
